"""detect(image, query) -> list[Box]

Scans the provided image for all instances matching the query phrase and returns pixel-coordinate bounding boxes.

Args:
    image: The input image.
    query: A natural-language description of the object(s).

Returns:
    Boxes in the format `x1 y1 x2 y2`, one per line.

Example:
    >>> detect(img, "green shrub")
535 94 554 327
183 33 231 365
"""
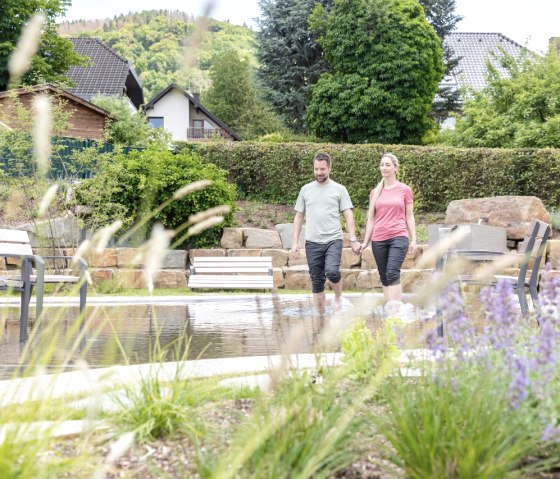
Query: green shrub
186 141 560 211
75 146 236 248
340 319 378 381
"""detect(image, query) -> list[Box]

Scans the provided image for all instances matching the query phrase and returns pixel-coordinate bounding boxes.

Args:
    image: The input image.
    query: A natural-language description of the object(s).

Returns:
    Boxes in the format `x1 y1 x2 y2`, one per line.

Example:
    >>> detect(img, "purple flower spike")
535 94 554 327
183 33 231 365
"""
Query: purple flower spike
537 265 560 326
439 283 474 360
542 425 560 443
480 279 521 355
508 356 529 409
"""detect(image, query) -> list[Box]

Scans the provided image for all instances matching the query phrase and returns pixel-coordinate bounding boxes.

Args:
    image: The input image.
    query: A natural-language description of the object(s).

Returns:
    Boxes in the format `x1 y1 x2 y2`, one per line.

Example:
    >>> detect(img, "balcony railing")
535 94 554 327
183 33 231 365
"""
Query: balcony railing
186 127 226 140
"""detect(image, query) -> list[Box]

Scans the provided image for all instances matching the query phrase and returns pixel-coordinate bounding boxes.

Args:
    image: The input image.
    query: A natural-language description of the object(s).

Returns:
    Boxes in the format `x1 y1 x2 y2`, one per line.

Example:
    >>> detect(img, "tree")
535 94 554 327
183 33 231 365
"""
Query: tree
256 0 334 133
441 49 560 148
306 0 444 144
202 49 281 139
91 96 153 147
0 0 85 90
418 0 463 125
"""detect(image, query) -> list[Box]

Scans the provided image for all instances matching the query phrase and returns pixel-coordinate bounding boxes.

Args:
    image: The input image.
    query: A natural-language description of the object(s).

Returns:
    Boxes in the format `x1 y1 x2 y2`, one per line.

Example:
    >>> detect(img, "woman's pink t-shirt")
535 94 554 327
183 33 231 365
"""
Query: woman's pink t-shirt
370 182 413 241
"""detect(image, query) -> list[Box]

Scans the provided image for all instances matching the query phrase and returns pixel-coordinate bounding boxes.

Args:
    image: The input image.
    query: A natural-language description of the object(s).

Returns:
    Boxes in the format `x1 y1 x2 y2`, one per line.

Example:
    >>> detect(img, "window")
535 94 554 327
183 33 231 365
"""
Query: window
147 117 164 128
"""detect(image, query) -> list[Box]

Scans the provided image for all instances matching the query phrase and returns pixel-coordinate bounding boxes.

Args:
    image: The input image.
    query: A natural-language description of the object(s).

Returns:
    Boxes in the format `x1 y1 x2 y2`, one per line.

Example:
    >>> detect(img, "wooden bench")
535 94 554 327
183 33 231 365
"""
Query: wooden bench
0 228 88 341
188 257 274 290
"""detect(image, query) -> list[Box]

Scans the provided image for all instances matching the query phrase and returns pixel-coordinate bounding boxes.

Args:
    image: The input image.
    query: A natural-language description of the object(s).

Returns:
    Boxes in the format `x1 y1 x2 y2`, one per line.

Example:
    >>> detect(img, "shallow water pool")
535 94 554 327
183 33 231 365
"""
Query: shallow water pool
0 294 433 379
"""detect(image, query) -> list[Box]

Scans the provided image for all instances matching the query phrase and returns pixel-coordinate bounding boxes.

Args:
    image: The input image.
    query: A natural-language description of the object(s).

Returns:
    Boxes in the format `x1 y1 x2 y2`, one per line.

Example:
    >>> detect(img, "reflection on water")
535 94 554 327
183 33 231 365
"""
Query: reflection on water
0 295 444 379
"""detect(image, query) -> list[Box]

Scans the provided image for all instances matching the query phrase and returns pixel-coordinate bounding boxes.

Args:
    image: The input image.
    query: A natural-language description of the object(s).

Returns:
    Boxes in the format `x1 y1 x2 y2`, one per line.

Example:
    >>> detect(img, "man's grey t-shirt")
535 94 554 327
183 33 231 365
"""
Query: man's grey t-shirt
294 180 353 243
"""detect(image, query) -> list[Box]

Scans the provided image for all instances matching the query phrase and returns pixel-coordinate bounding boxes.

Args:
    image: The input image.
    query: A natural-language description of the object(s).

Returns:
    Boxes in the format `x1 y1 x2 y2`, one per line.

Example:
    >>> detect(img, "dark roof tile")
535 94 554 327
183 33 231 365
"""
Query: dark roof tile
67 38 144 107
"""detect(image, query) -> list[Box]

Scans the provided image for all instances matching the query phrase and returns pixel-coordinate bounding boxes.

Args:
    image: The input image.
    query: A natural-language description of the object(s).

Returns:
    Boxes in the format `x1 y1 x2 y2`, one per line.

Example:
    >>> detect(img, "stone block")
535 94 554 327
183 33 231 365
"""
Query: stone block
273 268 285 288
341 248 361 269
117 248 143 268
262 249 289 268
90 268 114 284
401 269 433 293
356 270 382 290
188 249 225 262
548 240 560 269
445 196 551 240
85 249 118 268
221 228 243 249
162 250 187 269
153 270 188 289
243 228 283 249
115 269 144 288
275 223 305 249
227 249 261 257
284 265 311 290
341 269 359 290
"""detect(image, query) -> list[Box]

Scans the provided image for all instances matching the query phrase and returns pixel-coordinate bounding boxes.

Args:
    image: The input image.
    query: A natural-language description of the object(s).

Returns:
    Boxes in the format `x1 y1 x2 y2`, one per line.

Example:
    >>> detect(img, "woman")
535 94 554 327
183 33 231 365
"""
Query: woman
359 153 416 313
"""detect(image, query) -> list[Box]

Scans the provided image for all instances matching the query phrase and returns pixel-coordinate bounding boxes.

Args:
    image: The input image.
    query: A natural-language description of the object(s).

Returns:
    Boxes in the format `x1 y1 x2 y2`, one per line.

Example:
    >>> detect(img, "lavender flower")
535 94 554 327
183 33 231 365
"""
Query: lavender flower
530 318 558 400
508 356 530 409
439 283 474 361
480 279 520 355
536 265 560 326
542 424 560 443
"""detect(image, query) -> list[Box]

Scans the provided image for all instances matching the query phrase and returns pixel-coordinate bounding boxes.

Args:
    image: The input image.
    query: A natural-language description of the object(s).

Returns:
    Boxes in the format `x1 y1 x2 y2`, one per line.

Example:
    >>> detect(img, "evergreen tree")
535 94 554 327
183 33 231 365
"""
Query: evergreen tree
418 0 463 125
306 0 444 144
0 0 85 90
202 49 281 139
256 0 334 133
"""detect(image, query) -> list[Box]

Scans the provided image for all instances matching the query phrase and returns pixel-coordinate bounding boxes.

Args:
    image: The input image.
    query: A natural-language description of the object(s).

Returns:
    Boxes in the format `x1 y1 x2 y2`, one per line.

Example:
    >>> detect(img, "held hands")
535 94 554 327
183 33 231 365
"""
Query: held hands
351 241 361 255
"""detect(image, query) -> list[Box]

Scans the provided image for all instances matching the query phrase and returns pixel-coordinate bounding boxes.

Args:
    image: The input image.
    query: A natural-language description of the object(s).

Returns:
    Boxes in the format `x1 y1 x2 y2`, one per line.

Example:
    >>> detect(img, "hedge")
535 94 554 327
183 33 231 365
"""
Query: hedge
178 142 560 212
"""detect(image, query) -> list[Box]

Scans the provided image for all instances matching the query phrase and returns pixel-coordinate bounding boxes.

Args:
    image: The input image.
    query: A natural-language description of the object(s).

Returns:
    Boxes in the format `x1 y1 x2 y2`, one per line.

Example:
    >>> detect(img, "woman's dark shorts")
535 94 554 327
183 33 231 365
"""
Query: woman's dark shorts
371 236 409 287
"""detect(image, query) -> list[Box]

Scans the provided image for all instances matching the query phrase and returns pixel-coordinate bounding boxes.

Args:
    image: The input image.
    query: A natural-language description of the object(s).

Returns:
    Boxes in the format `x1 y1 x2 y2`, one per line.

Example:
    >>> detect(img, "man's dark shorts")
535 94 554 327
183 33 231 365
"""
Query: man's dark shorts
305 239 343 294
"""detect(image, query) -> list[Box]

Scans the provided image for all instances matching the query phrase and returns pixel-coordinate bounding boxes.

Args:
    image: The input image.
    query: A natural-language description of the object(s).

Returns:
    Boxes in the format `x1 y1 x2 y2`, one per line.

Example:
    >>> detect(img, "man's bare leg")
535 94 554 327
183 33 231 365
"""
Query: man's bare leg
313 291 326 315
330 280 343 311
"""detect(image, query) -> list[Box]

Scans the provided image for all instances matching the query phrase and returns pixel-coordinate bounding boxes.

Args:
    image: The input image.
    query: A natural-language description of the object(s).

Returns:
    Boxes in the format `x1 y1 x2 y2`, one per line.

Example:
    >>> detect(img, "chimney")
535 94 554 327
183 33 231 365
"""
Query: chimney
192 92 200 103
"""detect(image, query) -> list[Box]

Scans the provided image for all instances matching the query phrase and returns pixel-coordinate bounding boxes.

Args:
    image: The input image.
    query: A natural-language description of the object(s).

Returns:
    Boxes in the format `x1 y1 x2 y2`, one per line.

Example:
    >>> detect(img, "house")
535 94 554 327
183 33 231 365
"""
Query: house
443 32 529 92
144 84 242 142
438 32 529 128
0 84 112 140
66 38 144 109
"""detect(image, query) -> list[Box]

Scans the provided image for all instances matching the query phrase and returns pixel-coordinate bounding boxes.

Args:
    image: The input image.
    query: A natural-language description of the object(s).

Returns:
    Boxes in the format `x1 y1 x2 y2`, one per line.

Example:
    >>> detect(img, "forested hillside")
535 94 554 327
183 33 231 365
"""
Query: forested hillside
58 10 258 100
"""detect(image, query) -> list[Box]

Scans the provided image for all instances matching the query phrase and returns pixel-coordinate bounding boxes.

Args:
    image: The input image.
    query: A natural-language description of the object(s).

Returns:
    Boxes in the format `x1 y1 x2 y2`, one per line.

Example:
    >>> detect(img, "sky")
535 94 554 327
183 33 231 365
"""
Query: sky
63 0 560 54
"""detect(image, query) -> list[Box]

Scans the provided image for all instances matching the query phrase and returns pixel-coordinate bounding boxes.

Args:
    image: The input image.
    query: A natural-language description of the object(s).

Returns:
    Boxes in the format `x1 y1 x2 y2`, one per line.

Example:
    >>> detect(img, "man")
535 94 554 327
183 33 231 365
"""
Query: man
291 152 360 313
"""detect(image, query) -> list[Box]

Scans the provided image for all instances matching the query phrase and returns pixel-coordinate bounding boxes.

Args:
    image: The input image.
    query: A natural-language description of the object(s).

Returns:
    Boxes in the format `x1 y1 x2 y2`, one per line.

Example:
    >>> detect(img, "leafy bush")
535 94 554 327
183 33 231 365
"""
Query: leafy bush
188 141 560 211
75 146 236 248
340 319 379 381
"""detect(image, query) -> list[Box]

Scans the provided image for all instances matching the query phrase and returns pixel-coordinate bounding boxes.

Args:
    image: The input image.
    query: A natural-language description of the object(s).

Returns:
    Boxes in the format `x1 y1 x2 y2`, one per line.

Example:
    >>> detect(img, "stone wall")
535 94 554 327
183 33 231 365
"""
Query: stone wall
30 226 559 292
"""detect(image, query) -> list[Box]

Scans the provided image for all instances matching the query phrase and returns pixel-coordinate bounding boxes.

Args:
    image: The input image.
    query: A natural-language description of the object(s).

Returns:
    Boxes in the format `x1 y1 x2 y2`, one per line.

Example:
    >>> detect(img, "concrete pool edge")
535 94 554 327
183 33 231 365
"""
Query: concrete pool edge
0 353 345 407
0 292 386 307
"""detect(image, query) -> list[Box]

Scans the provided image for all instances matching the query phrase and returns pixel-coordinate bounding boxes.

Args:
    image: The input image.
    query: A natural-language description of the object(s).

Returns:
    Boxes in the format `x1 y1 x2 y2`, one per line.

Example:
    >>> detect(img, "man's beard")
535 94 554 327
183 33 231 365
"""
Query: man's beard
315 174 328 183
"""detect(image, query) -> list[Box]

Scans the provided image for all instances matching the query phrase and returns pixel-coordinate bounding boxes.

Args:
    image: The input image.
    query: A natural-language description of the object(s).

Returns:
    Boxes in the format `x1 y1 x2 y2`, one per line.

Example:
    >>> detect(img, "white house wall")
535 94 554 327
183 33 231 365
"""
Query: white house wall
148 89 190 141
